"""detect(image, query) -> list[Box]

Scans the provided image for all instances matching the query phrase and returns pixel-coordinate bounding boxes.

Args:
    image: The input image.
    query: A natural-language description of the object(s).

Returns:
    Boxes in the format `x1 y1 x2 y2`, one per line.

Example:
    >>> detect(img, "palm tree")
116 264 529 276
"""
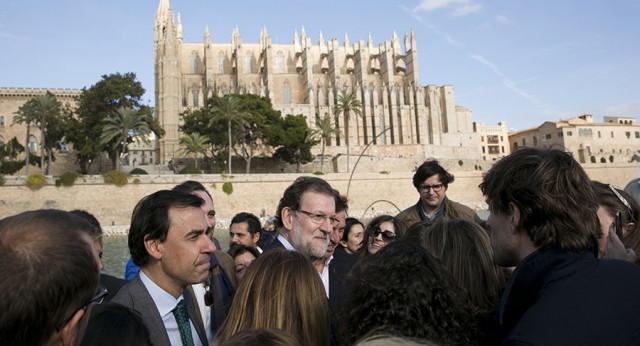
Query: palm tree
100 107 151 171
311 114 340 173
32 93 60 175
179 132 210 169
333 90 363 172
13 103 37 175
210 96 251 174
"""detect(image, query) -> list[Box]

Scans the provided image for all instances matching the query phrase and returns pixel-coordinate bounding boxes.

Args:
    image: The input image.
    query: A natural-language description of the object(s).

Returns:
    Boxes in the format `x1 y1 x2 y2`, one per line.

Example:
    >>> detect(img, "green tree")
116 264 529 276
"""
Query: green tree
70 72 163 174
210 96 251 174
264 114 319 173
100 107 151 171
0 137 26 175
179 133 210 169
13 92 66 175
311 114 340 173
333 90 363 172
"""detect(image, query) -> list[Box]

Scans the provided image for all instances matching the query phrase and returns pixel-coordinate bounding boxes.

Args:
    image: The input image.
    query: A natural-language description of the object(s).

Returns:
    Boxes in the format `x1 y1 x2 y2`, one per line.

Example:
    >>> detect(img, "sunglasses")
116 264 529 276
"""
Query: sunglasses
369 228 397 240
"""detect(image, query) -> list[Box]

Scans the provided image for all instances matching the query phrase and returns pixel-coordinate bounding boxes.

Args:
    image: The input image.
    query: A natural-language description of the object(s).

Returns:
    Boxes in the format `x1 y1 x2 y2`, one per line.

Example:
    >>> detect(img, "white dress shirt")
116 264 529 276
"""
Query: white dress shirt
140 271 203 346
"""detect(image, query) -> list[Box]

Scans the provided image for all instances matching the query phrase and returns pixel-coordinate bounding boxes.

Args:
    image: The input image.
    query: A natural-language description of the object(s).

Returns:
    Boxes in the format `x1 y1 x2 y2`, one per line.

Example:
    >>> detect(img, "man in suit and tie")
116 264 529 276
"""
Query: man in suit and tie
113 190 215 346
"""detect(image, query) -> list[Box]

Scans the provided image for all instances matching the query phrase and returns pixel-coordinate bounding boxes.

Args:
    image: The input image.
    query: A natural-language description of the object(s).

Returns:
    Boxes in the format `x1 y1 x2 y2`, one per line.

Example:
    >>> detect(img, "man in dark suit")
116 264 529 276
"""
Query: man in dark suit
113 190 215 346
262 176 337 261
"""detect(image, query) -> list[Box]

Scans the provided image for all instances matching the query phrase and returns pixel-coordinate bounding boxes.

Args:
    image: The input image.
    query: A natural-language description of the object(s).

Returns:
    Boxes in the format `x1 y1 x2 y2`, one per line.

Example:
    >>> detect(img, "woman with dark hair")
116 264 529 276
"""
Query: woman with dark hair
592 181 640 263
405 219 505 340
355 215 405 260
339 217 365 254
343 241 476 346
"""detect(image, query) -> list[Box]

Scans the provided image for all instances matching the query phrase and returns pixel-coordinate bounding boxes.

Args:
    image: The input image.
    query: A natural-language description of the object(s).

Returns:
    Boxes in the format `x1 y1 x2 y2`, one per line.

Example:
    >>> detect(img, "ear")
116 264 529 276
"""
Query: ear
144 234 163 261
253 231 261 245
625 223 636 236
59 308 86 346
281 207 295 231
508 202 522 232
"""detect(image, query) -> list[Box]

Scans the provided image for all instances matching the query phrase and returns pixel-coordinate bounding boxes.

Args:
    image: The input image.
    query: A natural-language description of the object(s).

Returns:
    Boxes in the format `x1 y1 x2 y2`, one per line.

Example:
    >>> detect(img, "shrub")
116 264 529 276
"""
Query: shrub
313 171 324 175
26 174 46 190
179 166 201 174
609 155 614 163
103 170 129 187
0 175 5 186
600 157 607 163
591 156 596 163
129 168 148 175
0 160 25 175
379 170 390 174
56 172 81 187
458 160 463 166
222 182 233 195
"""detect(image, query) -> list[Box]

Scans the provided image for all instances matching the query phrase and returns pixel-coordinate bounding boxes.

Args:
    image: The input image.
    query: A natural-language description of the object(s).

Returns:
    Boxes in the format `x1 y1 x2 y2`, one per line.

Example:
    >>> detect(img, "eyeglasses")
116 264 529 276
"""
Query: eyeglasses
295 209 339 227
419 184 444 193
368 228 397 241
608 184 633 216
56 284 108 331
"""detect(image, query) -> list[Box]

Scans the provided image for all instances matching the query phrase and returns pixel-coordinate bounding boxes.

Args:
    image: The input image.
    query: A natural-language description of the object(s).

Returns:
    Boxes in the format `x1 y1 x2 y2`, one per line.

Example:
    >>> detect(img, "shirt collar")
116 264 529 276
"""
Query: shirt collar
139 270 184 318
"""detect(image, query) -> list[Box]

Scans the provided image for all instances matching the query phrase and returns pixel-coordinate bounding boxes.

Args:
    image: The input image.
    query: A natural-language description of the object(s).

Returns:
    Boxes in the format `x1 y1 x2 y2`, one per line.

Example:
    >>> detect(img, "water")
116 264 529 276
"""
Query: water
101 211 490 279
101 230 232 280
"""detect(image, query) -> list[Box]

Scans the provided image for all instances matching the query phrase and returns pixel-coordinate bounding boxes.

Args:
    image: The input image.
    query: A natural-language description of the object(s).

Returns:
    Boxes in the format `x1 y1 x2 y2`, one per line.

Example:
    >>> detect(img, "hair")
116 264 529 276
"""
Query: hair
412 159 455 189
335 190 349 213
592 181 640 258
275 176 335 229
69 209 103 243
356 215 406 259
228 243 261 261
129 190 204 267
79 302 152 346
217 248 330 346
230 212 262 236
341 217 365 243
405 219 505 316
343 241 476 346
218 328 302 346
173 180 212 201
354 333 441 346
0 209 100 345
479 147 600 251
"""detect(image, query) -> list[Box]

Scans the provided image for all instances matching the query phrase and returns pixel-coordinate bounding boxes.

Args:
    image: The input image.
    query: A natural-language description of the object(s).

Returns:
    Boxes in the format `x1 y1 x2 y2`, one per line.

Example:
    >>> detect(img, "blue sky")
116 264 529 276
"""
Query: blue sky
1 0 639 131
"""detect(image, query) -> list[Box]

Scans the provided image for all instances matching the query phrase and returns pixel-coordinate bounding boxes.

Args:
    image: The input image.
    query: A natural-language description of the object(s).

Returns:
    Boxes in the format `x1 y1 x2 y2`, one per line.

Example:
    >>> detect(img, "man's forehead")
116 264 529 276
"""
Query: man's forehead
193 190 214 209
300 191 335 208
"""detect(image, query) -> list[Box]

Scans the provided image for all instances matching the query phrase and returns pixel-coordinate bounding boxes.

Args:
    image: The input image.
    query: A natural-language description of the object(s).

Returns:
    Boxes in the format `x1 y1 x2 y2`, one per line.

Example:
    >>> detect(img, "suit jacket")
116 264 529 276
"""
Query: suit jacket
112 274 208 346
328 249 356 315
100 273 127 302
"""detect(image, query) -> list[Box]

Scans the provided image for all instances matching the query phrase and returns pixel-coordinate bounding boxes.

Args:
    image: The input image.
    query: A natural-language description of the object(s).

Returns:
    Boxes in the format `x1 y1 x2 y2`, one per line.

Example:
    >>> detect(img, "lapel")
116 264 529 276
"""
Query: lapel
127 275 172 346
184 286 209 345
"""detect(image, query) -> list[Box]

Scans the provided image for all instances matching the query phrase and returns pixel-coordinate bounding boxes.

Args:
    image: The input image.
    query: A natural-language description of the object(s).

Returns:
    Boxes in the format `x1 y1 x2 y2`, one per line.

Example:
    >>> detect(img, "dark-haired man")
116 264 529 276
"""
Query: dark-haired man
396 159 483 229
112 190 214 346
0 210 101 346
481 148 640 345
229 212 262 252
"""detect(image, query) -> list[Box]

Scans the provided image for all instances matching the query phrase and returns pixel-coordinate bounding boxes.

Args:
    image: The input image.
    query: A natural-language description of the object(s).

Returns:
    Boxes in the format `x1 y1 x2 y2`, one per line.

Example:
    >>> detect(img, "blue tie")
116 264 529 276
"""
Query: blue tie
172 300 195 346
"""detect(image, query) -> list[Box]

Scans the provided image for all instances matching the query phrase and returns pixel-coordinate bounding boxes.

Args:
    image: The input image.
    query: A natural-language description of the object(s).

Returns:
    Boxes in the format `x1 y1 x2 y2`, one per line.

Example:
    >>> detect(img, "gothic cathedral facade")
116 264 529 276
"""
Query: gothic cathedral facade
154 0 482 165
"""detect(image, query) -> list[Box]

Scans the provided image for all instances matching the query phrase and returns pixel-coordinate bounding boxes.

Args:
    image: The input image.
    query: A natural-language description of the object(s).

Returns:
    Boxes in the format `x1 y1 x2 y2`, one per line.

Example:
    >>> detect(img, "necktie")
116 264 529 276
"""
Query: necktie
172 299 195 346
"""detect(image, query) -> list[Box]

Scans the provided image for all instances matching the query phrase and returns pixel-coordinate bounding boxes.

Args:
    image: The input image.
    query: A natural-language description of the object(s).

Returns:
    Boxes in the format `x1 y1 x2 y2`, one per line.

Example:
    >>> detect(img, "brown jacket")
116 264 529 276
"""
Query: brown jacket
396 198 485 230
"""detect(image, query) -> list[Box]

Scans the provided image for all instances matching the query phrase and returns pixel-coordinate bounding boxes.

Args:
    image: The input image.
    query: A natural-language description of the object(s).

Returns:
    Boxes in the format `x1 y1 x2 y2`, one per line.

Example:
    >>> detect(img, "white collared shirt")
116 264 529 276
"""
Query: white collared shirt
277 234 295 251
319 255 333 298
139 271 203 346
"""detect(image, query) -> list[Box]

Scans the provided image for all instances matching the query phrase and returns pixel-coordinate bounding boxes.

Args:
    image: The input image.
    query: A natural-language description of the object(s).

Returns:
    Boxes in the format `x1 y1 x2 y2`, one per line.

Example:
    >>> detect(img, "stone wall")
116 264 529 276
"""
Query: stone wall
1 164 637 227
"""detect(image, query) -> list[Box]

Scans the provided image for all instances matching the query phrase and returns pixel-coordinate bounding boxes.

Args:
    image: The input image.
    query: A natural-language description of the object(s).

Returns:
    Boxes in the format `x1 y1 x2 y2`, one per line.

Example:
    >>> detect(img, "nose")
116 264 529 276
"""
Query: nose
204 236 216 253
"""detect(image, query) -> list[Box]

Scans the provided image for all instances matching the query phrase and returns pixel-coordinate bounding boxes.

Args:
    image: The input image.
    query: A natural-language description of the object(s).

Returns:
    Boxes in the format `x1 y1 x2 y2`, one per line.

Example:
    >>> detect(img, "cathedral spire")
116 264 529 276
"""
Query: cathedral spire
176 13 182 40
368 32 373 50
205 25 210 43
392 30 400 52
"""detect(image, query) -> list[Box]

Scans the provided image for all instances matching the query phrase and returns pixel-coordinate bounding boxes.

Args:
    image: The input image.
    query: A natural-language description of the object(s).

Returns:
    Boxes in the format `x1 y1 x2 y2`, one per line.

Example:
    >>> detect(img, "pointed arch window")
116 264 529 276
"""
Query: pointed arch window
283 81 292 104
0 115 4 126
275 51 285 74
28 135 37 153
191 52 199 74
244 54 252 73
218 52 225 74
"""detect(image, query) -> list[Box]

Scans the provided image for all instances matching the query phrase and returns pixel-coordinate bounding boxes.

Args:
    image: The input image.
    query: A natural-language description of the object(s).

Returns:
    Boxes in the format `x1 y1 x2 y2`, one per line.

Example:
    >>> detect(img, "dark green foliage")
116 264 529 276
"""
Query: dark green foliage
56 172 81 187
102 170 129 186
179 166 201 174
458 160 463 166
26 174 46 190
609 155 614 163
600 157 607 163
0 161 25 175
0 175 4 186
129 168 148 175
591 156 596 163
222 182 233 195
264 114 318 173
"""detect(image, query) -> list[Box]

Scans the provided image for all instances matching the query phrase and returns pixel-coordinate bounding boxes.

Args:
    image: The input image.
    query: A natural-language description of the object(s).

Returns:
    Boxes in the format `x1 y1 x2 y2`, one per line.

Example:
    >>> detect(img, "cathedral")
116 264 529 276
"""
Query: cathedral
154 0 484 166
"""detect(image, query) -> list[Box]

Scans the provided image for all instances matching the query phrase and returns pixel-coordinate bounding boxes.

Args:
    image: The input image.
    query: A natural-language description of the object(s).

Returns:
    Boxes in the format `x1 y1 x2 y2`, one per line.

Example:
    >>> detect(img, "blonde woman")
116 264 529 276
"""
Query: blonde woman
216 248 330 346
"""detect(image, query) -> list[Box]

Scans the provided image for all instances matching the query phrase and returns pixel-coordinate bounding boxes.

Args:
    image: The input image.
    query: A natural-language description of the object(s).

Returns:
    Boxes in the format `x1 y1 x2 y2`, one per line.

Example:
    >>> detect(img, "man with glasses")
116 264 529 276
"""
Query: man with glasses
396 159 484 230
263 176 337 262
0 210 101 346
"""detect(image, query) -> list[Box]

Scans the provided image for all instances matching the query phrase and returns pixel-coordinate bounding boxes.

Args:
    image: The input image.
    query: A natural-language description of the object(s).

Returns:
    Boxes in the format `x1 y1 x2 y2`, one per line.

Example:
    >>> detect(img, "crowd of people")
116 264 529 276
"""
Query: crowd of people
2 148 640 346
